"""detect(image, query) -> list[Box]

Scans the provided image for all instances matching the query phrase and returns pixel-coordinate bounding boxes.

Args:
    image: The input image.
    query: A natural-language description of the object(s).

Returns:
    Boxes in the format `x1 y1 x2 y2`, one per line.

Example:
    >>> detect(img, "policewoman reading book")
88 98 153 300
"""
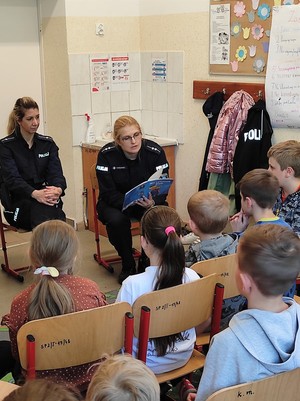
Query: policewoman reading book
96 116 171 284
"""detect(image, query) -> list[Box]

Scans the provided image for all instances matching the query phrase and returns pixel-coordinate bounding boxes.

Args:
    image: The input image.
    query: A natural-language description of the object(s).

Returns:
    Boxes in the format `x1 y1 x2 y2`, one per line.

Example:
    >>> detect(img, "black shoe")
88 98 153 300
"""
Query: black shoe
118 267 136 284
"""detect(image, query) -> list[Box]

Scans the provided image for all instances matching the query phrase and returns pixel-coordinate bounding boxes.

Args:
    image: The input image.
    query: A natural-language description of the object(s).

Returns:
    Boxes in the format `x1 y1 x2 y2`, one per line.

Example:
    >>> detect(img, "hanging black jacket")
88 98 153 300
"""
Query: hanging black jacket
232 99 273 209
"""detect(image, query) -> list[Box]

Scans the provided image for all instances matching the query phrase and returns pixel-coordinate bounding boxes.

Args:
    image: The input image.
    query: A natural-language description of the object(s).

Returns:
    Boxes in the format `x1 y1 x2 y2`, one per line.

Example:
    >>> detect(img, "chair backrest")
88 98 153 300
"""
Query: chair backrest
0 382 19 401
132 273 223 359
206 368 300 401
17 302 132 372
90 163 98 191
191 254 239 299
294 295 300 304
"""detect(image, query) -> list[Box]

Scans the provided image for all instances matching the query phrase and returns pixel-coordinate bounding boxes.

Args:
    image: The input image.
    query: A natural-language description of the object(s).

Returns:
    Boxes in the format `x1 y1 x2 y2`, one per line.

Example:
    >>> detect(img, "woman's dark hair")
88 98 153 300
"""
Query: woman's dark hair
140 206 185 356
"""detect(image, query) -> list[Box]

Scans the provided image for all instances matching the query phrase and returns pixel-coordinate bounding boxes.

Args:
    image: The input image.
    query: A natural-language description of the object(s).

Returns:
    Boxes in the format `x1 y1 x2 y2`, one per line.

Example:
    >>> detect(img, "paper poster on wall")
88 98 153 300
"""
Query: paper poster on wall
111 55 130 91
265 5 300 128
152 58 167 82
90 56 110 92
210 3 230 65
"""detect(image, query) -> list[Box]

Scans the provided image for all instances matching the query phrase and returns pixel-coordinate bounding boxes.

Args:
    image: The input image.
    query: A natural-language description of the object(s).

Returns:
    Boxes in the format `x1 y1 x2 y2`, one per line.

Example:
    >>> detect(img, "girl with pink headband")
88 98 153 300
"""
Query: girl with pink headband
116 205 199 380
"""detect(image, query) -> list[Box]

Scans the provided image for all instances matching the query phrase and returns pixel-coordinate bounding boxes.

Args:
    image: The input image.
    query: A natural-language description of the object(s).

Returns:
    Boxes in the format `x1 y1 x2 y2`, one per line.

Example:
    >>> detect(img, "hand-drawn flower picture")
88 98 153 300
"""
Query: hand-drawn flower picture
257 4 271 20
231 22 242 37
253 57 265 73
252 24 264 40
234 1 246 17
236 46 247 61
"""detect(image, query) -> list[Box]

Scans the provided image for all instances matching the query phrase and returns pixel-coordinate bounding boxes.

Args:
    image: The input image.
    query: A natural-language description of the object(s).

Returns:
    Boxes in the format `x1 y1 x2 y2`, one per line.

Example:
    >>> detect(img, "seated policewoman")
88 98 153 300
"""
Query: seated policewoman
96 115 170 284
0 97 66 230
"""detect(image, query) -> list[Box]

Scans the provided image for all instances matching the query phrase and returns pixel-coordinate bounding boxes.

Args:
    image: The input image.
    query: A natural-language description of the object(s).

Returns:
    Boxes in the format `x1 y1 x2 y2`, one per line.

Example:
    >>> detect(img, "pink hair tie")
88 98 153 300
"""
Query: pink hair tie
165 226 176 236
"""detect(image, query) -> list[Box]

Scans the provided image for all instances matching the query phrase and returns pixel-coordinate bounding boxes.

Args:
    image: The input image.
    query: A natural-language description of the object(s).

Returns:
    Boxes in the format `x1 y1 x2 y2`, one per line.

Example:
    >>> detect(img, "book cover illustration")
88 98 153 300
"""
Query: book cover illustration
122 178 173 211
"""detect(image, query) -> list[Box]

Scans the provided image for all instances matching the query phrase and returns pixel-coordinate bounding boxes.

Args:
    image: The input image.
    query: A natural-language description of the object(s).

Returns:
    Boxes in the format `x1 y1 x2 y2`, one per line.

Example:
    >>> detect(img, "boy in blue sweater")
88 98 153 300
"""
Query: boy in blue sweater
188 224 300 401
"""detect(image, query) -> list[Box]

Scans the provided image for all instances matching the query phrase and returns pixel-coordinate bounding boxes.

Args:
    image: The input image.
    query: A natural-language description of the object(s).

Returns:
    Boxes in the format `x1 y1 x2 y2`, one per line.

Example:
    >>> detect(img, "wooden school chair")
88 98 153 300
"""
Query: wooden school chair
132 273 224 384
191 253 239 346
90 163 140 274
206 367 300 401
17 302 133 380
0 202 30 283
0 381 19 401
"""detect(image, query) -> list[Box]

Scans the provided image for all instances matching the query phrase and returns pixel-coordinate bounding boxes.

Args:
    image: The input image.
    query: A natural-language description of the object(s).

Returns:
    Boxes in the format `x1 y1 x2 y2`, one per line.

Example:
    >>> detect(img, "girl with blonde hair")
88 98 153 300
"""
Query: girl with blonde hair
1 220 107 390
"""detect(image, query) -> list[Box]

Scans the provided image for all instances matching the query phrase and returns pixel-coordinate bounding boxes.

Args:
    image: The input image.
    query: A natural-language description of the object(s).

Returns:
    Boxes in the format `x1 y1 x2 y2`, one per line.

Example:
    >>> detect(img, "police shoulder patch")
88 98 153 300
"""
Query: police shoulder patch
36 134 54 142
145 143 161 154
101 143 116 153
0 136 16 143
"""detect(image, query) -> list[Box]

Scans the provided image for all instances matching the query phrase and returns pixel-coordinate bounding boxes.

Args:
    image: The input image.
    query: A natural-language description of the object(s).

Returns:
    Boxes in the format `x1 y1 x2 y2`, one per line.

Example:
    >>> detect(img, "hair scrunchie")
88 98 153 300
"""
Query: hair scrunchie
34 266 59 278
165 226 176 236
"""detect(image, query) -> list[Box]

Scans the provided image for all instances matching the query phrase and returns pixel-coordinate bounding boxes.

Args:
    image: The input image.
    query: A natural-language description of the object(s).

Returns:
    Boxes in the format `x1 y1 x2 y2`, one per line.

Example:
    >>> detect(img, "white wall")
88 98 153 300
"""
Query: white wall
0 0 44 136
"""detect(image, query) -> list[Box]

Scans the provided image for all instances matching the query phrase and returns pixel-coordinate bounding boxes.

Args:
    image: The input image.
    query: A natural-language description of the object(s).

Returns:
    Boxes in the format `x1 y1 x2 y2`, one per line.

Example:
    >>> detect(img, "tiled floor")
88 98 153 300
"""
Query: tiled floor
0 227 141 319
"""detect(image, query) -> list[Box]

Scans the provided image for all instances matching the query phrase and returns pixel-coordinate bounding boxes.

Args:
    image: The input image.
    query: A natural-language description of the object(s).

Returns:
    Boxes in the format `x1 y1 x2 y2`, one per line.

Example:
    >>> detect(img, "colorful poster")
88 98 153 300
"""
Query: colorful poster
90 56 110 92
111 55 130 91
152 58 167 82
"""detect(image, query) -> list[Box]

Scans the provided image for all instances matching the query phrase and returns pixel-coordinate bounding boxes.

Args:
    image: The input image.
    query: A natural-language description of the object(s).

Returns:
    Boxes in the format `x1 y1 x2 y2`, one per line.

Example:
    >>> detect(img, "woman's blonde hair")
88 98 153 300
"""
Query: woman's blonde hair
3 379 82 401
7 97 39 135
113 115 141 142
27 220 79 321
86 354 160 401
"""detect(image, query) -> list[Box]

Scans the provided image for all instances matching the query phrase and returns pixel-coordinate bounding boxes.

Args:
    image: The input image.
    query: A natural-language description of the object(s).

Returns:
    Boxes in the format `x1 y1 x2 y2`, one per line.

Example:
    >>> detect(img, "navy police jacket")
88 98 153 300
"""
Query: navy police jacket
0 129 66 203
96 139 169 211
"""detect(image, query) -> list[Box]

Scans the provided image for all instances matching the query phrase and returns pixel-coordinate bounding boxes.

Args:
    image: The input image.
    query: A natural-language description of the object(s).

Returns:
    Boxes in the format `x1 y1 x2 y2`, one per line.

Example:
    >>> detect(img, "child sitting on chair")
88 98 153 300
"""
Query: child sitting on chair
230 168 291 233
3 379 82 401
1 220 107 390
187 224 300 401
116 205 200 375
86 354 160 401
267 140 300 236
230 168 295 298
185 190 244 328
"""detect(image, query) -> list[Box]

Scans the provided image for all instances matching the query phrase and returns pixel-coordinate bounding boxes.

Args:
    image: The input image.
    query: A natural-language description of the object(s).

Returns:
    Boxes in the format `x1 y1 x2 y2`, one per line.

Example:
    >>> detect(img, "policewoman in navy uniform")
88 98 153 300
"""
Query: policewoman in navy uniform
0 97 66 230
96 115 169 284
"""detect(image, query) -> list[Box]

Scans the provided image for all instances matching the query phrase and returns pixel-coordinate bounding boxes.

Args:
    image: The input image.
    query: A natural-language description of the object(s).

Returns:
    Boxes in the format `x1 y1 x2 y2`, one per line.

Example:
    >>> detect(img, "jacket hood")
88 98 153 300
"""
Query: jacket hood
229 299 300 373
198 233 239 259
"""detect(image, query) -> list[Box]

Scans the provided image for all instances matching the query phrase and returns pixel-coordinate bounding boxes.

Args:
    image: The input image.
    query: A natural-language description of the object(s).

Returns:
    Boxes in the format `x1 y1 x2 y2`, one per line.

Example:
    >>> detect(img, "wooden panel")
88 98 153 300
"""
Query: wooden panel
193 80 265 101
82 144 176 234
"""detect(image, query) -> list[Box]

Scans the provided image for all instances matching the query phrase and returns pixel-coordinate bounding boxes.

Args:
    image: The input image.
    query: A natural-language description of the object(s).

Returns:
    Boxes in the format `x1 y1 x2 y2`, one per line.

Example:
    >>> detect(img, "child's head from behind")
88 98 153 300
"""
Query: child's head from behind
86 354 160 401
30 220 79 275
141 205 182 250
238 168 280 211
237 224 300 297
267 140 300 179
28 220 79 320
140 205 185 291
187 190 229 235
3 379 82 401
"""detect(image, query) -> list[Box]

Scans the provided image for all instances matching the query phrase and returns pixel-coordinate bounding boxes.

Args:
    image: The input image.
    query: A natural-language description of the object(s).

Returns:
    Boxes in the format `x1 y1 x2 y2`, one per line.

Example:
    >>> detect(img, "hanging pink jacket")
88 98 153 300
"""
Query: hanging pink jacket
206 90 254 176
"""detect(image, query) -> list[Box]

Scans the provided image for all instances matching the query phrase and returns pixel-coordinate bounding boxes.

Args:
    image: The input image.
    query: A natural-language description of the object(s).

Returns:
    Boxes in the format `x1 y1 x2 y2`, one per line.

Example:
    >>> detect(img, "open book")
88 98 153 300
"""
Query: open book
122 168 173 211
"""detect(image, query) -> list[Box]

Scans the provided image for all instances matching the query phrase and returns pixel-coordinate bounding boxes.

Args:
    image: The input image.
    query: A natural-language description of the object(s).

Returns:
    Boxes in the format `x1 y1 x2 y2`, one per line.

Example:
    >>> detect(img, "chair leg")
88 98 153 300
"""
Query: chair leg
0 221 29 283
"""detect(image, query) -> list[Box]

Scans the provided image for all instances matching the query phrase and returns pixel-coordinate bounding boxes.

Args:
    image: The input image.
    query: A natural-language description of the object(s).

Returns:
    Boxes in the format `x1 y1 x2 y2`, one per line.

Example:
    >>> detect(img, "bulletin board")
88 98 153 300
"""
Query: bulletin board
209 0 300 76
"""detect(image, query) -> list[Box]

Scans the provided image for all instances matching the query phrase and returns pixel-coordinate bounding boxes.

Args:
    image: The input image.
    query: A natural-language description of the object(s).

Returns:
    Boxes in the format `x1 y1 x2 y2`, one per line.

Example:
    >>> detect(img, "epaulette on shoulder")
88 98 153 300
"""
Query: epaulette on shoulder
145 141 161 154
36 134 54 142
101 143 116 153
0 135 16 144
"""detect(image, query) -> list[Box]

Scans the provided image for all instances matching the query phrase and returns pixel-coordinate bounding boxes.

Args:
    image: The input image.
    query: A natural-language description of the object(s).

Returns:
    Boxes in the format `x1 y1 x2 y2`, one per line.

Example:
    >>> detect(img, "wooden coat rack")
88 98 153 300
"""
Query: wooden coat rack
193 81 265 101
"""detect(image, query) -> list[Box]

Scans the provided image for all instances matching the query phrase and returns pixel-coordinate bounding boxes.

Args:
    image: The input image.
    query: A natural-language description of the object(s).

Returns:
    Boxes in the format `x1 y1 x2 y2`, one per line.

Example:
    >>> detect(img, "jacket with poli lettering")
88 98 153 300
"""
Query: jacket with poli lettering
0 128 66 202
96 139 169 210
233 99 273 184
